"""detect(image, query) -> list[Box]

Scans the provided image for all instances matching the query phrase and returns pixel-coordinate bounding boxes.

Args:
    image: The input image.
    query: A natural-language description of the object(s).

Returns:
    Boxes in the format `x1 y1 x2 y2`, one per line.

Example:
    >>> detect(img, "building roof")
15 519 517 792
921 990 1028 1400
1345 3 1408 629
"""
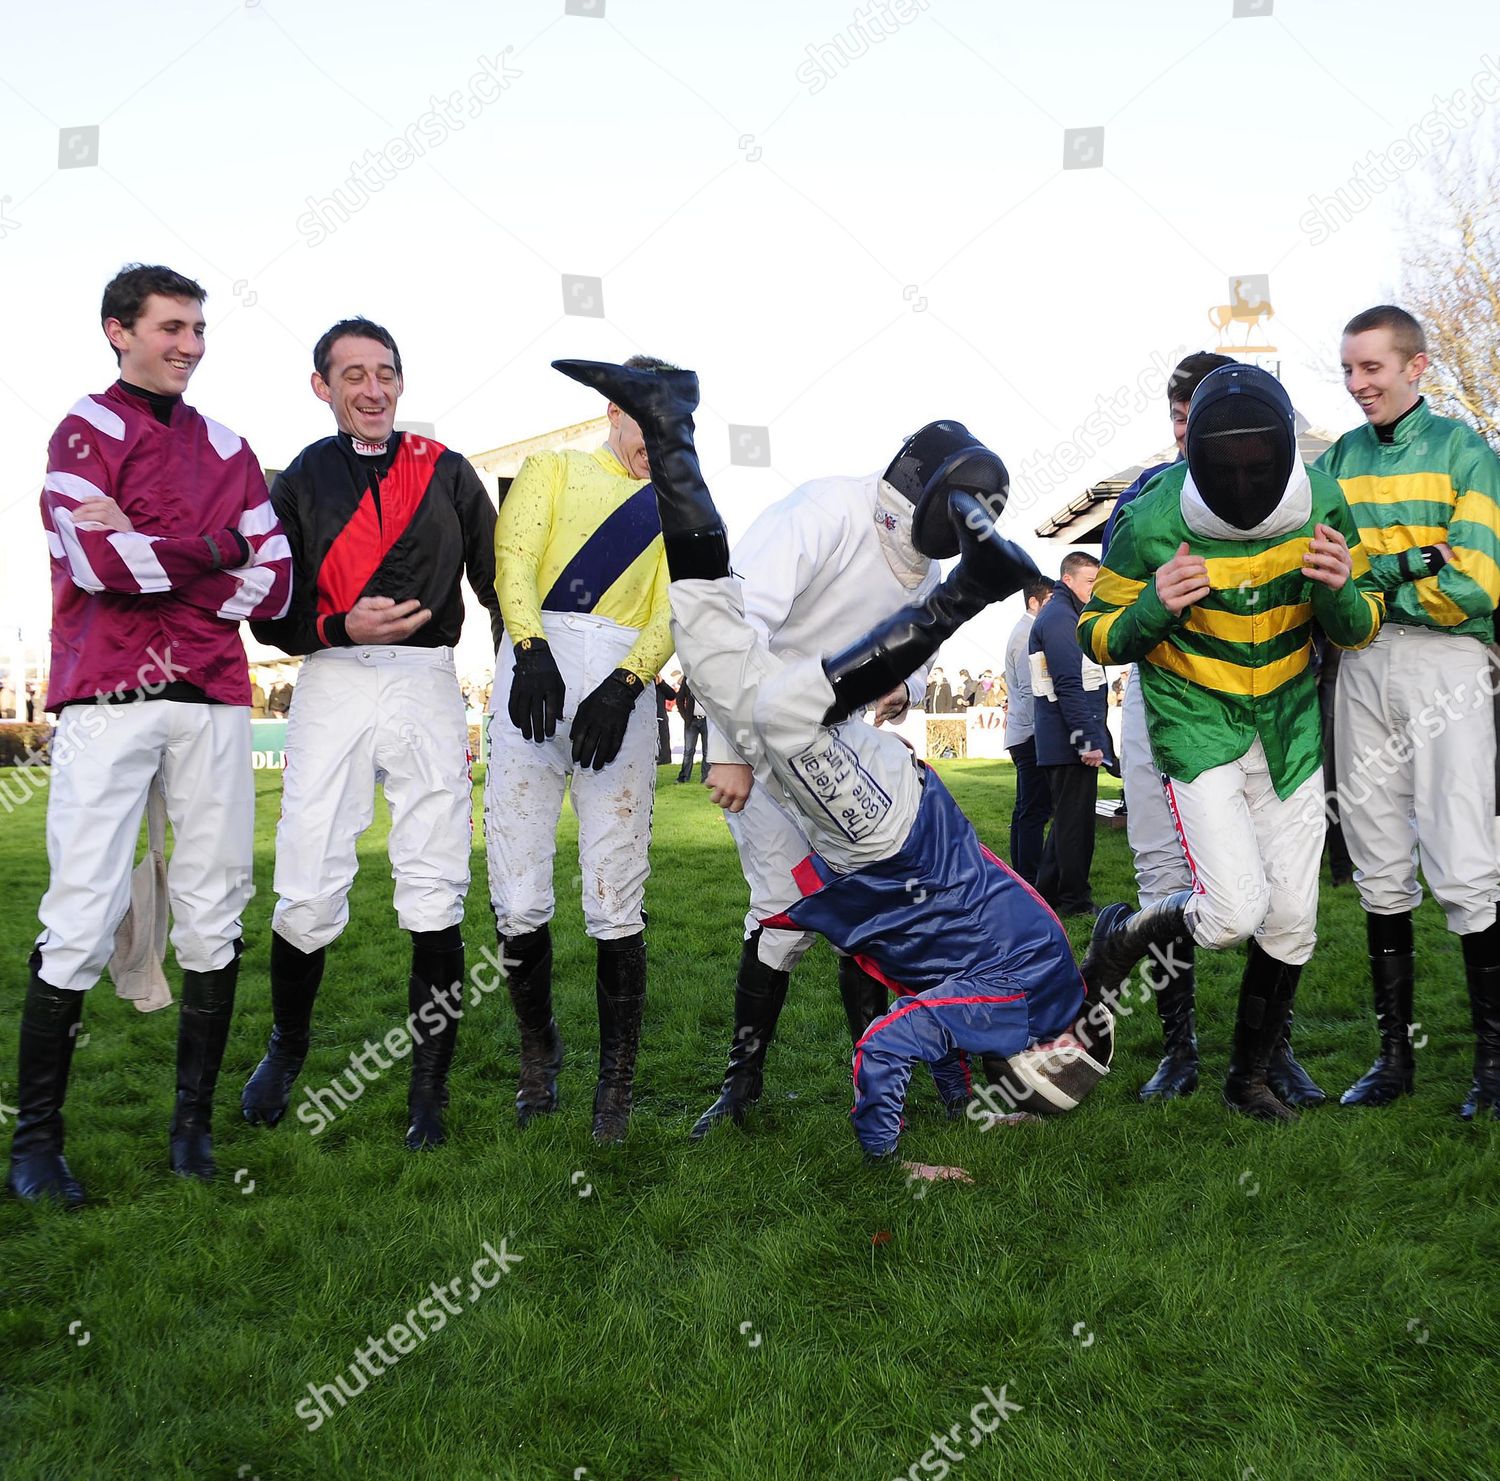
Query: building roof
469 415 609 500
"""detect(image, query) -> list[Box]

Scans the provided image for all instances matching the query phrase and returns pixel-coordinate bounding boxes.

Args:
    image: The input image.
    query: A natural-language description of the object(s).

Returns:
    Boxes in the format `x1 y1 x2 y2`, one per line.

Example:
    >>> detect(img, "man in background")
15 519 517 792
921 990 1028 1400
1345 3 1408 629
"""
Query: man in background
653 672 673 764
1003 577 1054 885
1029 552 1112 917
675 672 708 783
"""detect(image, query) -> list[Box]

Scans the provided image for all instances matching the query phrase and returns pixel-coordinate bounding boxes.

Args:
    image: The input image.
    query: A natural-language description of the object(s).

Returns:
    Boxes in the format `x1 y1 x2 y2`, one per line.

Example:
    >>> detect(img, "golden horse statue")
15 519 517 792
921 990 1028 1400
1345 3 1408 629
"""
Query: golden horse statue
1209 280 1275 347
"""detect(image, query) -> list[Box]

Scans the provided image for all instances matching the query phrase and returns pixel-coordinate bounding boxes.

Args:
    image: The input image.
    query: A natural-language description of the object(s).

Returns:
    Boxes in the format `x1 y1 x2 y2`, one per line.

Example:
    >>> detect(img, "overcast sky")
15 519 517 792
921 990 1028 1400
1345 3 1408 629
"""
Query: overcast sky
2 0 1494 681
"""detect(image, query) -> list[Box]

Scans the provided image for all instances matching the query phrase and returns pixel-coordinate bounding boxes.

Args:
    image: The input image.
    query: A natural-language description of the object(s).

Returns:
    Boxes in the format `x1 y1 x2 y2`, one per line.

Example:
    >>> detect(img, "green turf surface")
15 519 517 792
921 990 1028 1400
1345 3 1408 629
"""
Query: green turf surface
1 761 1496 1480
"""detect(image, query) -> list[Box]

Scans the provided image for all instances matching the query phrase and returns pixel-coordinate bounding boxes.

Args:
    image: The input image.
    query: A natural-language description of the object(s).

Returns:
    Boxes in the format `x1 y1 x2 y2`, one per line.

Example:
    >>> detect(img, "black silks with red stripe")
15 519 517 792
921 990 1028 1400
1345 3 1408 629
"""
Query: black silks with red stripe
250 432 503 657
317 437 444 616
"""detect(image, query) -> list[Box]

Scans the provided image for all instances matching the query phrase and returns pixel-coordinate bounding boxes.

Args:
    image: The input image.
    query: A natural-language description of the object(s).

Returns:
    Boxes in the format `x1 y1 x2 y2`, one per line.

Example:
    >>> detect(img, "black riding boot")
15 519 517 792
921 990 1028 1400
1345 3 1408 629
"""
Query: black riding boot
1080 890 1194 1006
7 958 86 1207
406 928 464 1150
241 932 325 1127
169 958 240 1180
593 932 647 1144
1223 942 1299 1123
503 925 563 1128
1341 911 1415 1107
551 359 730 581
690 930 791 1140
837 954 887 1043
1266 994 1326 1108
1460 916 1500 1121
1139 934 1199 1101
819 471 1040 723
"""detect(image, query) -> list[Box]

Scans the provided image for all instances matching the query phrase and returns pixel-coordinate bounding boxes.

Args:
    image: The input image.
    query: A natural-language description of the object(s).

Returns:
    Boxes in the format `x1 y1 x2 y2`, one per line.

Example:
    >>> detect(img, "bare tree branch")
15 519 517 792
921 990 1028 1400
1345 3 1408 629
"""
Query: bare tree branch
1399 119 1500 449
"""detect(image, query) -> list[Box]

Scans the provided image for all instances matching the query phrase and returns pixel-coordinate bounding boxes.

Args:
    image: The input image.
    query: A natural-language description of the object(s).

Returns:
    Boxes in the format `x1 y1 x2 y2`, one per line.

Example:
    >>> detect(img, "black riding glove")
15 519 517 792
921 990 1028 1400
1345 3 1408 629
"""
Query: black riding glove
508 638 565 741
570 668 643 771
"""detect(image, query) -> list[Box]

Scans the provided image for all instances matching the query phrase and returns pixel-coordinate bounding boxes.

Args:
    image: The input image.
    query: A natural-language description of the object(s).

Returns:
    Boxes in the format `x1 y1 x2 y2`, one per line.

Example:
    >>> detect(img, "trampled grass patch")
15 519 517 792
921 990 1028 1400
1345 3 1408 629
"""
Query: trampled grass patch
1 761 1497 1480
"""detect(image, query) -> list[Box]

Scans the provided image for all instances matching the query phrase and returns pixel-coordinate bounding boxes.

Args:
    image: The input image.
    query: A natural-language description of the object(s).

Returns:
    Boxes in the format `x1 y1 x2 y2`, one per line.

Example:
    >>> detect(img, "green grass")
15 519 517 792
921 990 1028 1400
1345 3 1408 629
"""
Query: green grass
1 761 1497 1481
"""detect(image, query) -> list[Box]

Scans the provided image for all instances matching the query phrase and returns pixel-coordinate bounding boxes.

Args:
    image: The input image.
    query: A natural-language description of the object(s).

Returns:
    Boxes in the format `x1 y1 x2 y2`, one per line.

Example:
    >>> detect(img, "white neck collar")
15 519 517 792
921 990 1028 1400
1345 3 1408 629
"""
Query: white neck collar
1180 460 1311 542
